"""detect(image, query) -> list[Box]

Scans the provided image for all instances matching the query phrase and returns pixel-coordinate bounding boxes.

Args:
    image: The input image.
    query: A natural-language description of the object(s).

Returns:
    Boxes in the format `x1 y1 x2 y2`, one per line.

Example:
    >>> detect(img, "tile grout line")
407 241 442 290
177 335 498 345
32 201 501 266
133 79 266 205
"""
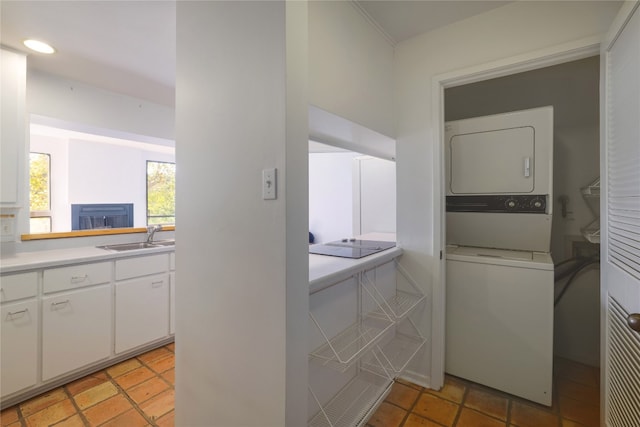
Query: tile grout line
103 362 159 427
450 380 469 427
62 381 92 427
105 346 175 426
397 380 425 427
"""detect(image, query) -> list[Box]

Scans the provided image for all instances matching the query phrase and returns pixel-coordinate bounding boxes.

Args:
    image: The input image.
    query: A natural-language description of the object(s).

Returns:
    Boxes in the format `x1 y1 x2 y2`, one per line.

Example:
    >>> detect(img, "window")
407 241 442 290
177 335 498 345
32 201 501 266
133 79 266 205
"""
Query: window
147 161 175 225
29 152 52 232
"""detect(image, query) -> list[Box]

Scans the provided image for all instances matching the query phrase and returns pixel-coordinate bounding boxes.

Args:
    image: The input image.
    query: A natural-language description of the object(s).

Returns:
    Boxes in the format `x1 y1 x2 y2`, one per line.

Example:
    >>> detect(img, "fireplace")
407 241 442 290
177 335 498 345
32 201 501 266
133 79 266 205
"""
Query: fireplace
71 203 134 230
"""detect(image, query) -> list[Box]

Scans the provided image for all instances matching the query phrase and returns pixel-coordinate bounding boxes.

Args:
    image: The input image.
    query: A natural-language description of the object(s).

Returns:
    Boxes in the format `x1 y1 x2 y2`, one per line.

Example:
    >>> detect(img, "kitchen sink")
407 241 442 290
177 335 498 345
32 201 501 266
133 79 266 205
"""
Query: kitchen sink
97 241 173 251
151 240 175 246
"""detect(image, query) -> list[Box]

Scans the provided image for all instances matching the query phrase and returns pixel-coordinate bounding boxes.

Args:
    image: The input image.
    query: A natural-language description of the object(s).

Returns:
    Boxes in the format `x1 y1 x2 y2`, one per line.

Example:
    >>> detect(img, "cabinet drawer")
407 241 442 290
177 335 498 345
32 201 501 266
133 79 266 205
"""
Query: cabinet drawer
44 262 111 294
1 299 38 397
1 272 37 303
116 254 168 281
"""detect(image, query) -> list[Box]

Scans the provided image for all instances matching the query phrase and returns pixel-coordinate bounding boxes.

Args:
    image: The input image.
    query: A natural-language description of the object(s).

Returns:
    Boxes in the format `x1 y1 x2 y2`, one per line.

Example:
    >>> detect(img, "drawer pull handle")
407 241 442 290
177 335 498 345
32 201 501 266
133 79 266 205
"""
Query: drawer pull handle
51 300 70 308
152 280 164 288
7 308 29 318
71 275 88 284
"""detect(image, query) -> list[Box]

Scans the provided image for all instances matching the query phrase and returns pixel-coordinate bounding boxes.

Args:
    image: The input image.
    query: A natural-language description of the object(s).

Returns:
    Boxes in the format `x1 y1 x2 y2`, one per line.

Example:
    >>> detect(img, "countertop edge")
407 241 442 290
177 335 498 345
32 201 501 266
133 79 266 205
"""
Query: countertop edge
1 245 175 274
309 246 403 295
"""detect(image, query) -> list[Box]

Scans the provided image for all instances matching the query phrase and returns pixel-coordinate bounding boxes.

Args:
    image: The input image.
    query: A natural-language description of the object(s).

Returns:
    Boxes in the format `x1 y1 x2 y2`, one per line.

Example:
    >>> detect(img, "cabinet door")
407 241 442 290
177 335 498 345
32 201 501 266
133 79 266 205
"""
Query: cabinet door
115 274 169 354
1 300 37 397
0 49 26 204
169 272 175 335
42 286 111 381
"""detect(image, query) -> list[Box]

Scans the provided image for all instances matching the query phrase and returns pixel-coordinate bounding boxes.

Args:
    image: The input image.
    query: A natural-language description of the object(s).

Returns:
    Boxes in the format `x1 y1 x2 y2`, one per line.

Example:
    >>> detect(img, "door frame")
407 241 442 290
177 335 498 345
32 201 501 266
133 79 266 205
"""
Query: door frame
429 35 602 389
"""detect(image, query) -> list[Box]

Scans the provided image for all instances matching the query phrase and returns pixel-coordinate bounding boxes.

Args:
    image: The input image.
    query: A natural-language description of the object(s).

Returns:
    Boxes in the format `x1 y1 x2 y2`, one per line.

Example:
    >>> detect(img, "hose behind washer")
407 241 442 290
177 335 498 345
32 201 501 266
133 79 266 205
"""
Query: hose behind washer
554 259 600 306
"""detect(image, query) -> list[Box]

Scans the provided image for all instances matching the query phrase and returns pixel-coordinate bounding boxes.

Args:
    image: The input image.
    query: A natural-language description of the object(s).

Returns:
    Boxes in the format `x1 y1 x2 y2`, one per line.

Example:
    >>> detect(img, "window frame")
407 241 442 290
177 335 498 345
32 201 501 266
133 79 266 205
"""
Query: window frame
146 160 176 226
29 152 52 233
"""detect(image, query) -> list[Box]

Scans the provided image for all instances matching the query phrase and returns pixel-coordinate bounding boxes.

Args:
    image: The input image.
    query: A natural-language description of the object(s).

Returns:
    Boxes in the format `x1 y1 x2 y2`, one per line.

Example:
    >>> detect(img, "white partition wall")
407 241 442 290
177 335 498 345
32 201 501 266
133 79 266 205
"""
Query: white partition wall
175 2 308 426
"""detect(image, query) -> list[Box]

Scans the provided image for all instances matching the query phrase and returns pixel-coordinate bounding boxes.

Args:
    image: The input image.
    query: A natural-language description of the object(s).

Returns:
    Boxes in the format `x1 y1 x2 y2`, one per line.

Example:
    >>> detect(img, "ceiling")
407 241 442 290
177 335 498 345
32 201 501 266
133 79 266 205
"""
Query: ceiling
354 0 510 44
1 1 510 107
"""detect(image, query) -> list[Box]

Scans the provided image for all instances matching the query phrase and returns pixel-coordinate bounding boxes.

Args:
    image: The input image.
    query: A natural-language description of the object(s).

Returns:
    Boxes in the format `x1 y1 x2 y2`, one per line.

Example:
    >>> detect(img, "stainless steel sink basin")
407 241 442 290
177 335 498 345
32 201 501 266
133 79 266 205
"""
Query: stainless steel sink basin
98 239 175 251
151 240 175 246
98 242 163 251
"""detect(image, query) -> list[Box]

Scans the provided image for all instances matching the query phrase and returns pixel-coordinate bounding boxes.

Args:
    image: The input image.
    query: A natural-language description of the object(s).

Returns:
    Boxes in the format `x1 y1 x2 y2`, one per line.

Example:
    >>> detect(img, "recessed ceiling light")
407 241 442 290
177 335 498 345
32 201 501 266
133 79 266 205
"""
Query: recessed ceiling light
23 39 56 54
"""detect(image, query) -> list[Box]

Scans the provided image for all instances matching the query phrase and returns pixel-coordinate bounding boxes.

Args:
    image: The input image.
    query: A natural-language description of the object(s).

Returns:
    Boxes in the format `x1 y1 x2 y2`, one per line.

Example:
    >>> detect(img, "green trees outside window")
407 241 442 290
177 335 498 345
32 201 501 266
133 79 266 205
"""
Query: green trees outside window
147 161 175 225
29 152 52 232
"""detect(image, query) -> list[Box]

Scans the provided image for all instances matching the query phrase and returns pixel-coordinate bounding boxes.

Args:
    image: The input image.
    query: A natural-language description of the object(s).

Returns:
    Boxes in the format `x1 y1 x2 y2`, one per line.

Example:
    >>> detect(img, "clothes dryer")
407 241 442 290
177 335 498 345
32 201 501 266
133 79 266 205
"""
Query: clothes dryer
445 106 553 252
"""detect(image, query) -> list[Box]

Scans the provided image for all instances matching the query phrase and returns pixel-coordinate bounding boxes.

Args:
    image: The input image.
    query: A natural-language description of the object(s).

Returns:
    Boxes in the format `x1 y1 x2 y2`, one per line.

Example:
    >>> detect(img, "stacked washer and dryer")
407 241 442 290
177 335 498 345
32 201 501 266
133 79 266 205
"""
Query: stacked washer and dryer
444 106 555 406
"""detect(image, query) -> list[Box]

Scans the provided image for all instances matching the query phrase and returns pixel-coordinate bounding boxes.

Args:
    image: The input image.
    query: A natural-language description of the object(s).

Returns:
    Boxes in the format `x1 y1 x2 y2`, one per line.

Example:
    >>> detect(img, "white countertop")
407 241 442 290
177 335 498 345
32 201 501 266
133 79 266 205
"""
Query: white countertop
0 244 174 274
309 233 401 294
2 233 402 291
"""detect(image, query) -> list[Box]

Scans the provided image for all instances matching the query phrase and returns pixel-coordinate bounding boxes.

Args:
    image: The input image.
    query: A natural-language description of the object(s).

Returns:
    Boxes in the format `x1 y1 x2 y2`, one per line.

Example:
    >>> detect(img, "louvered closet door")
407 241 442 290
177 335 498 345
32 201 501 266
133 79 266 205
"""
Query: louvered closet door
602 3 640 426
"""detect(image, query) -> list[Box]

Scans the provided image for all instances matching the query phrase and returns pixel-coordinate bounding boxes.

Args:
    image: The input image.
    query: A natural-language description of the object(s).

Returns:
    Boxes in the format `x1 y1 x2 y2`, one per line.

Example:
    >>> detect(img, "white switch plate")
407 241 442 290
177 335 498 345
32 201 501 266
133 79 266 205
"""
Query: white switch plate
262 168 277 200
1 217 14 237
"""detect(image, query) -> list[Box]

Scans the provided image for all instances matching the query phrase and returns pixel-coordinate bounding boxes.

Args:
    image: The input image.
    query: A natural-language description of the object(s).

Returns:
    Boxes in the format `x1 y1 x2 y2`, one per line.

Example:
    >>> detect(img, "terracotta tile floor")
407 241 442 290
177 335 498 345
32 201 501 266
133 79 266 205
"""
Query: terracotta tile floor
367 357 601 427
1 343 175 427
2 349 599 427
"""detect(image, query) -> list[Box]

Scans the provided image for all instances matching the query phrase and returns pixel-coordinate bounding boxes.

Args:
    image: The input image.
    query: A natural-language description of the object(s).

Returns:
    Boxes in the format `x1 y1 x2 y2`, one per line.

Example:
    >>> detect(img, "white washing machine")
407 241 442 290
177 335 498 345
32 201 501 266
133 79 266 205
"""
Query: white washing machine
445 245 554 406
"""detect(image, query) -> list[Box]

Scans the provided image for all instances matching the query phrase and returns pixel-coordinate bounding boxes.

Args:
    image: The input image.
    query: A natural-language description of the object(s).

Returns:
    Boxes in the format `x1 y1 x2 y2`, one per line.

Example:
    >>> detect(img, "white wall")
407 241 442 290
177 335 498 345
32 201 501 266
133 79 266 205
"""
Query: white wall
29 134 174 231
394 0 621 387
16 70 175 243
355 156 396 236
175 2 308 425
309 1 394 138
27 70 174 142
309 152 359 243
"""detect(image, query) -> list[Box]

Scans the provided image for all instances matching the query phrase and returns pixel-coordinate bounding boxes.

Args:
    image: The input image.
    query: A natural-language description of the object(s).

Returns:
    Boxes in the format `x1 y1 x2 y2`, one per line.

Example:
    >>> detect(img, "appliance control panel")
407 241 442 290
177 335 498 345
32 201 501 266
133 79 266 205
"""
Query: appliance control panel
446 195 547 213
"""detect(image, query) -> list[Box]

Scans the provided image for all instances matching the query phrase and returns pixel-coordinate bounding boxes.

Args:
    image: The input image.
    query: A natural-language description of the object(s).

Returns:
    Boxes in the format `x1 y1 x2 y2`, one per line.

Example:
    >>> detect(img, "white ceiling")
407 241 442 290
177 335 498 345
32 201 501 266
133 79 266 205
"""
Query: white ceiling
1 1 176 106
354 0 511 44
1 1 510 107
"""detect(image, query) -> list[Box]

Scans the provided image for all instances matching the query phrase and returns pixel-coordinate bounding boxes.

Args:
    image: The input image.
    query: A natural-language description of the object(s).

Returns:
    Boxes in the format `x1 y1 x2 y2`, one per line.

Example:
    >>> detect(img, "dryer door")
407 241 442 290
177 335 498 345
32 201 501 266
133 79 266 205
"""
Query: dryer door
449 126 534 194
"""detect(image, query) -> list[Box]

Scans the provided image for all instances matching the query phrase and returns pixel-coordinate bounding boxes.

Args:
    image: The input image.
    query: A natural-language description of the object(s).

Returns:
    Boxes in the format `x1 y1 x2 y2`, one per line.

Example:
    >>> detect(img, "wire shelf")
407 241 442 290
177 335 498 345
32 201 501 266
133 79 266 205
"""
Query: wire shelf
582 219 600 244
362 260 426 321
581 177 600 239
309 312 395 369
368 318 427 375
581 177 600 197
308 362 392 427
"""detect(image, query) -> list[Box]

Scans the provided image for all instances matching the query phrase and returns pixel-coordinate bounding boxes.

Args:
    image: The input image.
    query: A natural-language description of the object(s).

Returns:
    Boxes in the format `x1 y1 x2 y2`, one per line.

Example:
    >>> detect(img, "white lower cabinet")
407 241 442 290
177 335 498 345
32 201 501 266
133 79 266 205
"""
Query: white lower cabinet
1 249 176 406
115 274 169 354
1 300 38 396
42 285 111 381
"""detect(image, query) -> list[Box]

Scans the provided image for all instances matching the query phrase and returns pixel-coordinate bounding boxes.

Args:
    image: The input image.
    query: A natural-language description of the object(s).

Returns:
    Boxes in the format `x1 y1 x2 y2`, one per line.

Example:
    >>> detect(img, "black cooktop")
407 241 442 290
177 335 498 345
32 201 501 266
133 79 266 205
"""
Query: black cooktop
309 239 396 259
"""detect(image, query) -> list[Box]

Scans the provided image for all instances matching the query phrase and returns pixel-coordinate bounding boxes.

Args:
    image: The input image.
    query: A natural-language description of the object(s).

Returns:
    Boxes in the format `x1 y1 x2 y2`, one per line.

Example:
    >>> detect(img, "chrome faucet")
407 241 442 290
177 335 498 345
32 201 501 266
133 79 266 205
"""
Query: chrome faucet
146 225 162 243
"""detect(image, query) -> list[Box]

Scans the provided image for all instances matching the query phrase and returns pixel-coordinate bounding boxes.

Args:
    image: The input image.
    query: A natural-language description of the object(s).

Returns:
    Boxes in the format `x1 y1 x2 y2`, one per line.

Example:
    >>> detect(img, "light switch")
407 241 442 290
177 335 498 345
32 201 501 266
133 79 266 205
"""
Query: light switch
0 216 14 239
262 168 277 200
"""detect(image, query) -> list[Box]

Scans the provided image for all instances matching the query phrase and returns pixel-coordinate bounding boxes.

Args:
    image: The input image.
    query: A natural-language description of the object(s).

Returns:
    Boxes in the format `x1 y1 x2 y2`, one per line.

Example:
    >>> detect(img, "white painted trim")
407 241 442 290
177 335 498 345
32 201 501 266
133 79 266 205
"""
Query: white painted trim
349 0 396 46
430 35 604 390
436 35 601 89
603 1 639 51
